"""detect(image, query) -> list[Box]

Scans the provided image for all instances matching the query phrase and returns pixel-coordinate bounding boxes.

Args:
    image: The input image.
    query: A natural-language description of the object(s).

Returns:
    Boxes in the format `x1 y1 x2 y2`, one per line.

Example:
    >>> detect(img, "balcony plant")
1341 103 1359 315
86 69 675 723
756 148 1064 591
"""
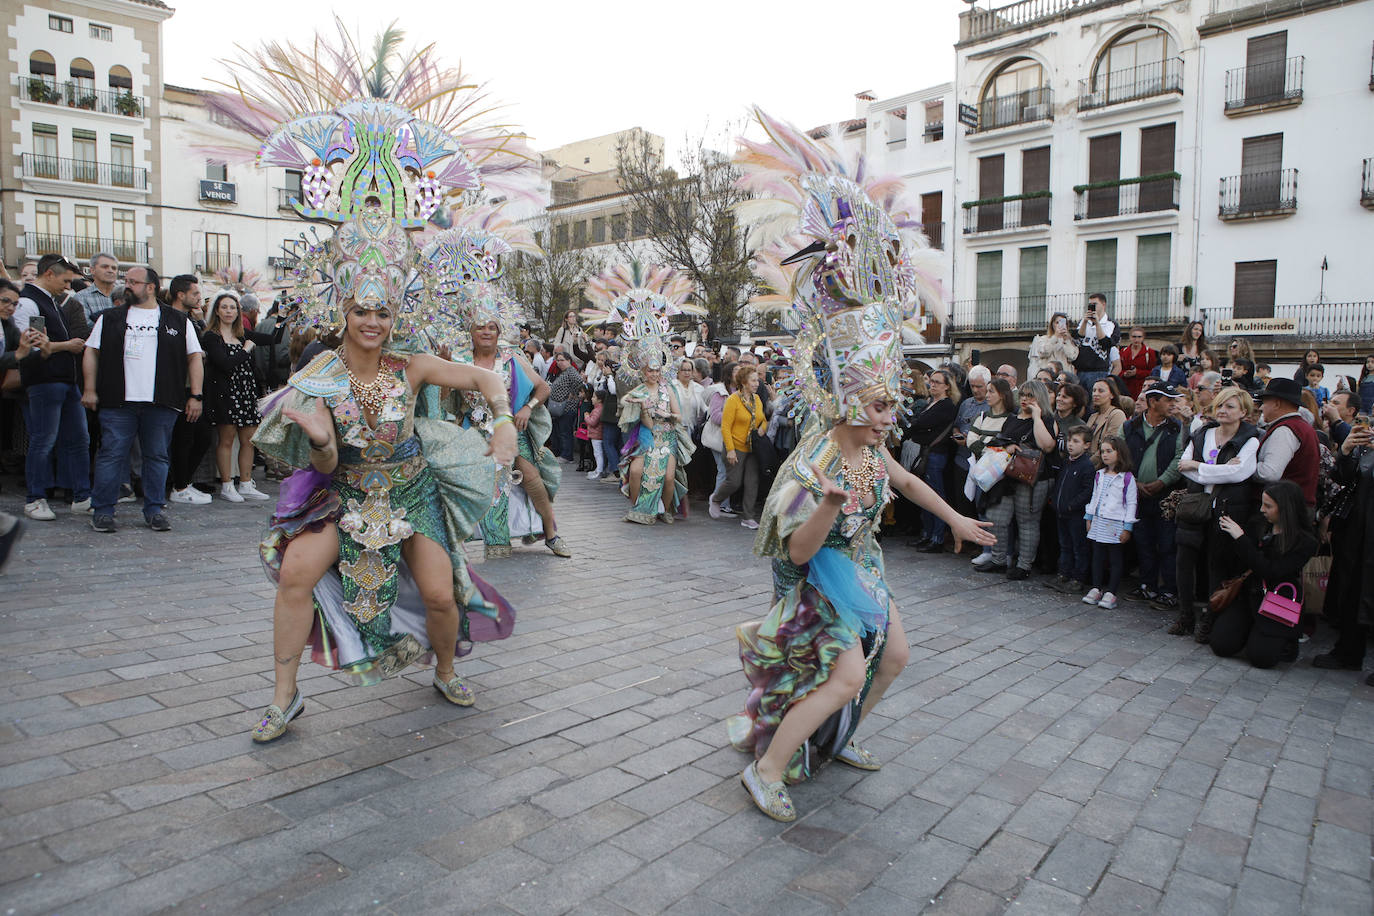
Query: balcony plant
75 93 97 110
114 92 142 117
961 189 1053 209
27 77 60 104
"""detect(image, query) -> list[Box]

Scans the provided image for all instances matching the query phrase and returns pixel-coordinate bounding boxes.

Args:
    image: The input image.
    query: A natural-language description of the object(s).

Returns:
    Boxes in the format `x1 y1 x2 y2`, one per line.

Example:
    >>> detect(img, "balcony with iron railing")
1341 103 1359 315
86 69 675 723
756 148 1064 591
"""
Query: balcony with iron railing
975 86 1053 133
1202 301 1374 341
1074 173 1180 221
959 0 1125 44
277 188 300 211
923 221 946 251
1362 158 1374 210
1224 56 1304 114
201 253 234 275
1078 57 1184 111
21 153 148 191
25 232 146 265
962 192 1052 235
949 286 1190 336
1218 169 1298 220
15 75 146 118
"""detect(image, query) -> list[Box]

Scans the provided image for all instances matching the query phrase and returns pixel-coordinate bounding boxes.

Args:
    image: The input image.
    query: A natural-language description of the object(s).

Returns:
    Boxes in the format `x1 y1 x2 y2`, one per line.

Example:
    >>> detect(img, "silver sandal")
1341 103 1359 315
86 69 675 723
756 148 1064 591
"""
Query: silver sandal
835 741 882 771
250 690 304 743
740 762 796 822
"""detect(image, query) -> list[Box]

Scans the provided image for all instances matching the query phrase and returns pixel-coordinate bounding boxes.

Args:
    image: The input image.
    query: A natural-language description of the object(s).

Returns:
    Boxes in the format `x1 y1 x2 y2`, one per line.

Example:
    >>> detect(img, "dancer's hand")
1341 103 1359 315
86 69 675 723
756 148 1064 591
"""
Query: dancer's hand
809 462 847 507
487 421 518 466
514 404 532 432
283 397 333 448
951 515 995 553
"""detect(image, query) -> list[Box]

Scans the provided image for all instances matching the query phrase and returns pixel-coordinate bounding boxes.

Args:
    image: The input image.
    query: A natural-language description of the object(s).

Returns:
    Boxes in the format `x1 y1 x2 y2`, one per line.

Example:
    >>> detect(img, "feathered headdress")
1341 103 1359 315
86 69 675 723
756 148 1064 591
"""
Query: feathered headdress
735 107 945 427
583 263 701 372
206 20 538 338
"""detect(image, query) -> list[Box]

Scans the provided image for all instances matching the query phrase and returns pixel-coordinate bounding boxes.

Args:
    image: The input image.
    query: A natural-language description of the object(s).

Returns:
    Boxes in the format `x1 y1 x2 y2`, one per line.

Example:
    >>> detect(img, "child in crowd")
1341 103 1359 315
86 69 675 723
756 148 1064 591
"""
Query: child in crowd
1083 435 1137 610
1255 363 1272 386
1304 365 1330 408
585 389 605 480
1050 428 1095 593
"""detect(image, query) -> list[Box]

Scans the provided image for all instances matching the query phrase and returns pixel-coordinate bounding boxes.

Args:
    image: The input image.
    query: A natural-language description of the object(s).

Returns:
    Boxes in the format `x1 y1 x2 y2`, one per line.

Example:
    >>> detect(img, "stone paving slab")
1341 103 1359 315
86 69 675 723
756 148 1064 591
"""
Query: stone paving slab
1 468 1372 914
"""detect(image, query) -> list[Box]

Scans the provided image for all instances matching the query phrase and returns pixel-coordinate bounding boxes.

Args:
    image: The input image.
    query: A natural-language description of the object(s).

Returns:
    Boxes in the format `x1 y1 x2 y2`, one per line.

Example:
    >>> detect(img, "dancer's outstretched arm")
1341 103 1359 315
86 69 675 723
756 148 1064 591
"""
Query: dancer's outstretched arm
882 448 996 549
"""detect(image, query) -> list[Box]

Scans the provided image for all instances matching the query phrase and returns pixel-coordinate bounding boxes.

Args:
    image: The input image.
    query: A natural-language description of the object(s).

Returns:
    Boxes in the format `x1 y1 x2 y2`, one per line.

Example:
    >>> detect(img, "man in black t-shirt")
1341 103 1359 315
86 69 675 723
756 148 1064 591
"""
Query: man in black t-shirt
1072 292 1121 393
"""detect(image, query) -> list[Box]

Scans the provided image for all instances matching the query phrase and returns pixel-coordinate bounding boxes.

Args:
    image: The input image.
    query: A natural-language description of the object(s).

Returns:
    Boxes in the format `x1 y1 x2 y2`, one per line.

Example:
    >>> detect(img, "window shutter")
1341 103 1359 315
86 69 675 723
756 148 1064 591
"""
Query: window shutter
1233 261 1277 318
1139 123 1177 212
1018 246 1049 328
978 155 1005 232
1087 133 1122 218
1022 146 1051 226
921 192 943 249
1085 239 1118 307
1245 32 1287 104
976 251 1004 330
1240 134 1283 210
1135 234 1172 324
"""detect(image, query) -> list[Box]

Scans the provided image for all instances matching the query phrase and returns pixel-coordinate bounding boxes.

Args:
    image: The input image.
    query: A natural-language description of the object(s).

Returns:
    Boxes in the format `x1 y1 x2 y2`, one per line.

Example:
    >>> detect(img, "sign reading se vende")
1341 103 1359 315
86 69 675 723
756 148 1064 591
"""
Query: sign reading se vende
1214 317 1297 335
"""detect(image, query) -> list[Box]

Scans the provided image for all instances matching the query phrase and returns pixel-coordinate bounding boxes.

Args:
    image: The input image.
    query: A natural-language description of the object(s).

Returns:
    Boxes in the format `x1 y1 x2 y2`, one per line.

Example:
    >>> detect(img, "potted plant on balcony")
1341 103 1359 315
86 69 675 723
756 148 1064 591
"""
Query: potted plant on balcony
27 77 59 104
114 93 142 117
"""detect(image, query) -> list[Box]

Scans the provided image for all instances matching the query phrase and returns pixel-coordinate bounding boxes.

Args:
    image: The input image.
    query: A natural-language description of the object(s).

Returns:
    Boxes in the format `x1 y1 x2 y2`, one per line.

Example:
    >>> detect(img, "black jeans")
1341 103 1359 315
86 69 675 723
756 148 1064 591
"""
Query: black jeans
1211 603 1297 669
1091 541 1124 594
169 414 213 490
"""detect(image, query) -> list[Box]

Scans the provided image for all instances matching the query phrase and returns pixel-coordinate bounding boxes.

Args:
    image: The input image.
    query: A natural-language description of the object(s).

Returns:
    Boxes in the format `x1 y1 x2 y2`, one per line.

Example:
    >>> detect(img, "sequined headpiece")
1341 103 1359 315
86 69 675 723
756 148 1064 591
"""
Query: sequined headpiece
583 263 701 372
206 21 536 338
735 107 944 426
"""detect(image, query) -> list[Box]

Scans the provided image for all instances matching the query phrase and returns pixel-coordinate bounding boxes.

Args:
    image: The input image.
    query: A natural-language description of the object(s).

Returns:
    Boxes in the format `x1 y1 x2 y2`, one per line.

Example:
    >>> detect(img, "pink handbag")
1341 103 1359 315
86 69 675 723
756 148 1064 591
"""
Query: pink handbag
1258 582 1302 627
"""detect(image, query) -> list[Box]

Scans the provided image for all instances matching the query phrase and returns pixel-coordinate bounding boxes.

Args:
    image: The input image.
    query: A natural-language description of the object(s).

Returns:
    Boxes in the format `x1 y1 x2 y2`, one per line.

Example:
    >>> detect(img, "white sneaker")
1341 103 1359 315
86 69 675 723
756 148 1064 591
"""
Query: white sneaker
586 470 600 480
237 480 271 501
741 518 759 530
1098 592 1119 610
1082 587 1103 604
220 482 244 503
971 553 995 569
708 498 722 519
24 499 56 521
170 486 211 505
71 498 91 514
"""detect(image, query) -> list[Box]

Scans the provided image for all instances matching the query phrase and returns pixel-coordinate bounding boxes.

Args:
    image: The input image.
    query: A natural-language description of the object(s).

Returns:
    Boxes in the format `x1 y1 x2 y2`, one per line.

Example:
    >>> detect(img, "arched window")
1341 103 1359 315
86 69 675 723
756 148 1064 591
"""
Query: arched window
29 50 56 77
108 65 132 91
25 51 57 104
69 57 95 105
1088 27 1180 106
979 58 1050 130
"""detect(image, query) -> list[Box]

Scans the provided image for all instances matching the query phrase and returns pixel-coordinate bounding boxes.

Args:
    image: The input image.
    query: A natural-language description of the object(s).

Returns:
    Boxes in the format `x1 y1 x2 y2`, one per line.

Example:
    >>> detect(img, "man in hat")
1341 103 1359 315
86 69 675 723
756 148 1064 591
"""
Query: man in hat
1255 377 1319 508
1123 384 1187 608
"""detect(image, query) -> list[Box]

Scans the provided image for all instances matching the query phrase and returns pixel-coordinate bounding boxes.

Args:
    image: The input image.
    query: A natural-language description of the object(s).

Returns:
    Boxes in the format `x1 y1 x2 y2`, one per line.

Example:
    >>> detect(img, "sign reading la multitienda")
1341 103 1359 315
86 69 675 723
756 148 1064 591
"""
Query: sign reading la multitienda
1215 317 1298 335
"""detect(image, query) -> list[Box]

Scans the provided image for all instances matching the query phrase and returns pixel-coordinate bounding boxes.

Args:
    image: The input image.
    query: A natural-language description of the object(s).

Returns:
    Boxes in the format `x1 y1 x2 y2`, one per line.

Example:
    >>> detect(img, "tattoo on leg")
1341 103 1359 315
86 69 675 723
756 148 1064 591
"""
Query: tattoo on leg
275 654 295 665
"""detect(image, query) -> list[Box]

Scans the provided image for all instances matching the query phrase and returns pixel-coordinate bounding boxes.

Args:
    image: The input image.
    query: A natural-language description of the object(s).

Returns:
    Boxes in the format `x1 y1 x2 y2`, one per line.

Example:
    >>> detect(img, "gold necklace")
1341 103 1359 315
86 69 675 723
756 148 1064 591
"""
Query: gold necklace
839 448 880 495
338 350 390 415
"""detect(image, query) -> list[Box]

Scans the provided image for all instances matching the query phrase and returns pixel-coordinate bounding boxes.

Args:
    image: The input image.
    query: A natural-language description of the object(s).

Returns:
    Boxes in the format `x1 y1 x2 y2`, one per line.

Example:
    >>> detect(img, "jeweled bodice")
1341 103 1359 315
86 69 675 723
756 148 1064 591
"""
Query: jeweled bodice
330 353 417 466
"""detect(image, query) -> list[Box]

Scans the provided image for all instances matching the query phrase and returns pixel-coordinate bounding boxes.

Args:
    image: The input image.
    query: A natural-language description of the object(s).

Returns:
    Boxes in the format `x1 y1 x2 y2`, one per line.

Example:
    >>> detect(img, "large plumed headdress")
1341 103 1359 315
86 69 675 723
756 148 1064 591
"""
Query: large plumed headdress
735 107 945 426
583 263 701 372
205 20 537 341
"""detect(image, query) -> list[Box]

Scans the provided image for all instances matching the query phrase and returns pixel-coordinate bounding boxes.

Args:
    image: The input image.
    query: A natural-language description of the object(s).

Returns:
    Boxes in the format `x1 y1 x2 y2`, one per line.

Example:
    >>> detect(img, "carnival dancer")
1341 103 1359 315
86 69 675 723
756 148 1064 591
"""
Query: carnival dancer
420 215 569 559
584 264 703 525
725 109 994 820
206 23 538 742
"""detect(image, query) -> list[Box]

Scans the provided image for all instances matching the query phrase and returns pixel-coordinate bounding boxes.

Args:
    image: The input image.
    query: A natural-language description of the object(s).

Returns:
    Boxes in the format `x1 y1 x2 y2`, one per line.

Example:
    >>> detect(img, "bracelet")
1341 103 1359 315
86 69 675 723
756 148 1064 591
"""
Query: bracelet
491 414 514 431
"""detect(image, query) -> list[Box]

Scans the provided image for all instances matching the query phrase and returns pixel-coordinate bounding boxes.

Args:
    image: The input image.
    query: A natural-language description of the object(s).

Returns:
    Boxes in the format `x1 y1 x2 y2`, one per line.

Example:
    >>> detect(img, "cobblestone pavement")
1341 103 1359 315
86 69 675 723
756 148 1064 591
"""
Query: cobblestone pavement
1 468 1372 915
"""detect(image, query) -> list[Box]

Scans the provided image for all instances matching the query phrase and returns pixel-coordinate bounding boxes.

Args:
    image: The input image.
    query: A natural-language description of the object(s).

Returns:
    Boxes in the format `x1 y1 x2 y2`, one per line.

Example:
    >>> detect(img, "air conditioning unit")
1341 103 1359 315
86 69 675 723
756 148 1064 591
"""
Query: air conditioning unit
1023 104 1050 121
1081 92 1104 109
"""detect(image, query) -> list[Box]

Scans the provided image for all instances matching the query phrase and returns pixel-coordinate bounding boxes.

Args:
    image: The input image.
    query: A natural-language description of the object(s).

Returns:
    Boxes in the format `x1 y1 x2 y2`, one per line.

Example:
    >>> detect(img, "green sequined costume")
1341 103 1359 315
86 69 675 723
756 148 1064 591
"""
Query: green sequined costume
617 382 694 524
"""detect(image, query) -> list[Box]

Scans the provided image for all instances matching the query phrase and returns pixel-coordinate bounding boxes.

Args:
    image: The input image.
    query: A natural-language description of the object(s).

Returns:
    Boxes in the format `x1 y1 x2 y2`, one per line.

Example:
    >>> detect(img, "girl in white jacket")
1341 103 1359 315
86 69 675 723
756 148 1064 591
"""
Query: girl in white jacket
1082 436 1137 610
1027 312 1079 377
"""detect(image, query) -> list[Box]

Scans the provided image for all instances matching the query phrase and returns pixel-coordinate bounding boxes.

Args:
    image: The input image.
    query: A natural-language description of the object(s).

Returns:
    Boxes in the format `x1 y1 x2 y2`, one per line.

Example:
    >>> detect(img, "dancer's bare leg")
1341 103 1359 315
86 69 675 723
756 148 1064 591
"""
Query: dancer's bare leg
401 533 461 679
857 606 910 725
271 523 339 708
661 455 677 514
514 455 556 539
755 645 866 784
626 456 644 504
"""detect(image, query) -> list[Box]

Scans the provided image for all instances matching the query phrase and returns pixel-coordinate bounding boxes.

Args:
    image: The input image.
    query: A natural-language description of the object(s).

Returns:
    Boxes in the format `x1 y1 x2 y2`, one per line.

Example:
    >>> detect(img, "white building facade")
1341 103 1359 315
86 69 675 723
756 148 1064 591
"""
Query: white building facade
950 0 1204 368
3 0 171 271
1193 0 1374 367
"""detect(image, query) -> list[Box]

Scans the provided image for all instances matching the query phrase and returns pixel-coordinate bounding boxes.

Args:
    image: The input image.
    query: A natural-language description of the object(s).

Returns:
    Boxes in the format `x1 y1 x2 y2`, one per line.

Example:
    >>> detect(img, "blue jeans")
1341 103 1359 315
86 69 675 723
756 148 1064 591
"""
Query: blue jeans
1134 496 1177 596
552 409 577 460
601 423 622 478
711 448 732 510
25 382 91 502
92 404 179 517
920 451 949 544
1057 513 1090 582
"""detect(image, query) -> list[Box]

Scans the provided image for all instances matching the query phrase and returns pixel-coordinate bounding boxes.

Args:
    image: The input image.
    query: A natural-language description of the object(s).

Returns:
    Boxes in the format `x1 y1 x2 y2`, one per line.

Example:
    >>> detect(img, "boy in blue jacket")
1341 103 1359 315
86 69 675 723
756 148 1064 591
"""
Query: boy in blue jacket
1049 427 1095 592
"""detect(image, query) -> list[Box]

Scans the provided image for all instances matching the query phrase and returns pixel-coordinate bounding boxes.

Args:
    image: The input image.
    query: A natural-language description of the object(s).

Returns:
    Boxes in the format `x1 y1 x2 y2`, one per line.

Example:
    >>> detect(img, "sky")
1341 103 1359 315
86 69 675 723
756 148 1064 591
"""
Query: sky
163 0 969 156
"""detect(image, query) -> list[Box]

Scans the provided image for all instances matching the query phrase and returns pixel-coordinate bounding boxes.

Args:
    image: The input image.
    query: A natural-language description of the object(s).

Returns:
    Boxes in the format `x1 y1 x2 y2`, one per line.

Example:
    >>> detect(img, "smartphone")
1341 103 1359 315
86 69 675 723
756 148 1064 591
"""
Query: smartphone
1221 367 1234 382
28 315 46 332
1354 414 1372 429
970 348 982 366
1086 303 1096 314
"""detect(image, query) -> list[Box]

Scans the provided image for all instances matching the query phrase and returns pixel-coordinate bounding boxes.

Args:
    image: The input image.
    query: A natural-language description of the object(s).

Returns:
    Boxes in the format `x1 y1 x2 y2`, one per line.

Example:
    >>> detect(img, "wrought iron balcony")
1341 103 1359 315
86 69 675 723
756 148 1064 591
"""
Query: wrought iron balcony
1218 169 1298 219
1078 57 1183 111
1224 56 1304 113
24 232 146 265
21 153 148 190
1202 301 1374 341
962 193 1051 234
949 287 1190 336
1363 158 1374 209
15 75 146 117
923 221 945 251
975 86 1053 133
277 188 300 211
1074 173 1180 220
959 0 1119 44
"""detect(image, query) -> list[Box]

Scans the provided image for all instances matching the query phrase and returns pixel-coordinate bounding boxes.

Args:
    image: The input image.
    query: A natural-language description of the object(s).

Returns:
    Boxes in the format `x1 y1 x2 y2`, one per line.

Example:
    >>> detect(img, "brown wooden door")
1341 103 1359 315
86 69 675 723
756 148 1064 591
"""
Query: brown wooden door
1021 146 1050 227
1233 260 1277 319
1138 123 1176 212
1245 32 1287 105
921 192 943 249
1087 133 1122 218
1240 134 1283 212
978 155 1005 232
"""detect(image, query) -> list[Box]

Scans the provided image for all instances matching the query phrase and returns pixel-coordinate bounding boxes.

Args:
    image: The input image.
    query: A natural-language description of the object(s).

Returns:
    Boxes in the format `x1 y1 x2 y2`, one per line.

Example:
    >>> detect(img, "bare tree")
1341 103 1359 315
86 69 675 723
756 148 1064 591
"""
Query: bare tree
501 214 605 338
615 128 757 338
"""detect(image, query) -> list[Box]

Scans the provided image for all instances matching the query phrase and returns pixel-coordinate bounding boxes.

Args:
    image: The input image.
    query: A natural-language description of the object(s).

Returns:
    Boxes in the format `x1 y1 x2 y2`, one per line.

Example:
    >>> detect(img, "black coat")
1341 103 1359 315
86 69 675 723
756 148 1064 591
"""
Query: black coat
201 332 261 421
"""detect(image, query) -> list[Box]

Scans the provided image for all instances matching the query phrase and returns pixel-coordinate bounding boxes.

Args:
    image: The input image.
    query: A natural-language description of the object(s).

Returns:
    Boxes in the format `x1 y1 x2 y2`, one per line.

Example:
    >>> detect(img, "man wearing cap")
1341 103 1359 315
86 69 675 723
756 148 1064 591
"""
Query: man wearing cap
1255 378 1320 508
1123 384 1187 608
16 253 91 521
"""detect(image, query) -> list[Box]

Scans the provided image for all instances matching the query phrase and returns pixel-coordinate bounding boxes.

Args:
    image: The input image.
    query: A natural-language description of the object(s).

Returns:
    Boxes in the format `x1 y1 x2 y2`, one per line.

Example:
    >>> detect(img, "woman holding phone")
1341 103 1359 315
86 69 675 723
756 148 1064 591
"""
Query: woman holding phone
1028 313 1078 377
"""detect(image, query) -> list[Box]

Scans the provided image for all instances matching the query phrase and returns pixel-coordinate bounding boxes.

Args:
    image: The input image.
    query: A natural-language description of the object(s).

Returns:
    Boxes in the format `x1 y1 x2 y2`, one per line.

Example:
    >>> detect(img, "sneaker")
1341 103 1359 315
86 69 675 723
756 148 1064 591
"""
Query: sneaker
117 484 137 503
1150 593 1179 611
237 480 271 501
169 486 212 505
971 552 996 569
220 482 244 503
708 498 723 519
1044 574 1070 591
1098 592 1119 609
586 470 600 480
719 505 737 517
741 518 759 530
1007 567 1029 581
1065 579 1085 594
71 498 91 514
1082 588 1103 604
23 499 56 521
146 513 171 532
974 559 1006 574
90 514 116 533
1125 585 1156 603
